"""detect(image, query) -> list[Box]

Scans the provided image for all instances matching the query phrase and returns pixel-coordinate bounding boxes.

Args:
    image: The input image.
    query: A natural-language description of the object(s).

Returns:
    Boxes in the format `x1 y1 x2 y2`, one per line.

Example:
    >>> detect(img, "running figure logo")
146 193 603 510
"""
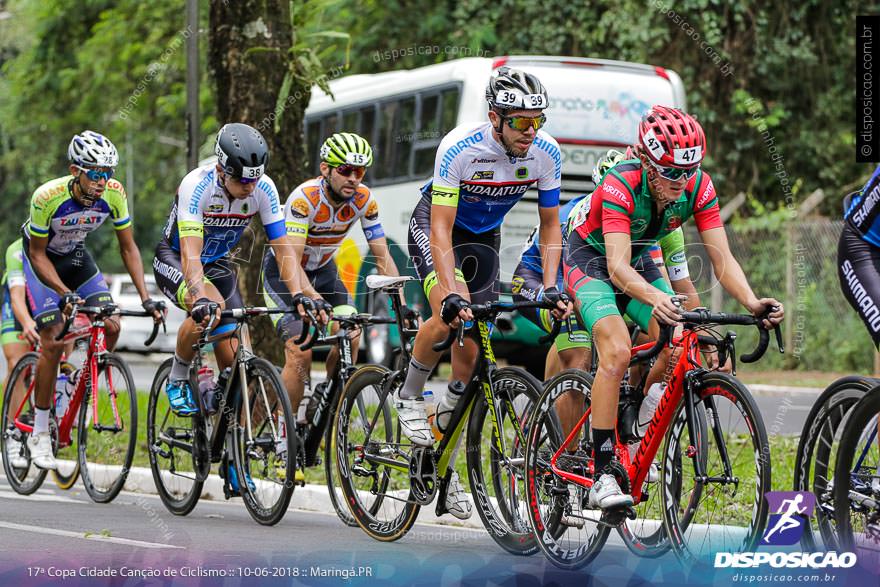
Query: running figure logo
761 491 816 546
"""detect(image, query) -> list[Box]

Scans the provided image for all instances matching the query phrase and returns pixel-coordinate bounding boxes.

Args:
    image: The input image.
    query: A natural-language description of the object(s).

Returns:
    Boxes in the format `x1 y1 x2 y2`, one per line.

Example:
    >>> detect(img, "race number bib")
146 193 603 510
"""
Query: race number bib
642 129 666 161
345 152 369 166
241 165 264 179
673 146 703 165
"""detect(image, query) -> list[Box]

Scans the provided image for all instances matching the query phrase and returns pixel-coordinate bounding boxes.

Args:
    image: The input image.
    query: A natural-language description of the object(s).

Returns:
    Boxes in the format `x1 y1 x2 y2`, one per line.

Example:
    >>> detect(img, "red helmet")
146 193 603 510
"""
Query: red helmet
638 105 706 168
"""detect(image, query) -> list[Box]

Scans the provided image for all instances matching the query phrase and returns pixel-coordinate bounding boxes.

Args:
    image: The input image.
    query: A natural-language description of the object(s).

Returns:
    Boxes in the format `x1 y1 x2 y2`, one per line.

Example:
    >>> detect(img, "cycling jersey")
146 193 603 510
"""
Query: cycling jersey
281 177 385 271
419 121 562 234
24 176 131 255
518 195 587 278
162 164 286 263
844 164 880 247
570 158 722 260
2 238 24 289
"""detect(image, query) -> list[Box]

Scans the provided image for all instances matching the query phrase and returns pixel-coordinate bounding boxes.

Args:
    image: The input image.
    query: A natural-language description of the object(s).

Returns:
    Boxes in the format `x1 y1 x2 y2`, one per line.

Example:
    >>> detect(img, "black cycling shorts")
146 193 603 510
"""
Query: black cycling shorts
152 239 242 334
261 251 353 343
838 222 880 347
407 197 500 305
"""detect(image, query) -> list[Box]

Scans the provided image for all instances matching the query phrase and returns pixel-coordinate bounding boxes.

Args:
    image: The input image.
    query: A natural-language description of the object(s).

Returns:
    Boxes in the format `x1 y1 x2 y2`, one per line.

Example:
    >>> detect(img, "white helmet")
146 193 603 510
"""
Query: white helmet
68 130 119 168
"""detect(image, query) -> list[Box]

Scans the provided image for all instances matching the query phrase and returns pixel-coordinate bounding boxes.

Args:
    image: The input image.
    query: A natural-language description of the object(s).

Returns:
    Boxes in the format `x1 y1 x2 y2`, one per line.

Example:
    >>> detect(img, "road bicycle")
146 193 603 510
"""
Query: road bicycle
2 303 161 502
335 282 563 555
147 305 297 526
525 309 782 569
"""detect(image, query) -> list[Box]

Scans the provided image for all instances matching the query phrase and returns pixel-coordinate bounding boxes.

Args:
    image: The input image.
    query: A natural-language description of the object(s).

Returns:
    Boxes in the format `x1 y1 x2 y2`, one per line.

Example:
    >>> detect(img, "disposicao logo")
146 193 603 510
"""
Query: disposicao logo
761 491 815 546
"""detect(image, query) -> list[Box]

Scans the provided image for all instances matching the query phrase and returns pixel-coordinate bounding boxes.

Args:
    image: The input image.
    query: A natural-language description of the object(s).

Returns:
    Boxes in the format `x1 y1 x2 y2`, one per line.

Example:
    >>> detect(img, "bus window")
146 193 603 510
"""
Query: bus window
441 89 459 132
374 101 399 181
360 106 376 146
420 94 440 137
324 113 339 137
342 109 359 133
393 97 416 177
306 119 322 175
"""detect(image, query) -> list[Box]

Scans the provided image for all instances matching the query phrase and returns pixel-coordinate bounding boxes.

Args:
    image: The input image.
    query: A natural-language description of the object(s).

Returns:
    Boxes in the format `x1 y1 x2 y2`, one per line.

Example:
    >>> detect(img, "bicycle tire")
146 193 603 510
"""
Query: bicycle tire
1 353 47 495
832 382 880 561
466 366 543 555
77 353 137 503
524 369 610 570
234 357 297 526
323 385 358 527
146 358 204 516
335 364 418 541
662 371 770 569
793 375 875 550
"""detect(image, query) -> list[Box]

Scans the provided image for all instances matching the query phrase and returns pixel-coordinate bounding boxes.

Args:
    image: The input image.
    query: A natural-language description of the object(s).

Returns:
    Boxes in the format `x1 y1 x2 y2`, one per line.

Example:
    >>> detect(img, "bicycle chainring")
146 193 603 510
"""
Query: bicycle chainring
408 447 437 505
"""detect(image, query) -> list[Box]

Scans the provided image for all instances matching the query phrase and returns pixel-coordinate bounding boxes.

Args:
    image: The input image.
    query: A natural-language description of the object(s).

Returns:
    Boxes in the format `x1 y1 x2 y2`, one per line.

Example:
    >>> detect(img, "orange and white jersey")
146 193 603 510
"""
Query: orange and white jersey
282 177 385 271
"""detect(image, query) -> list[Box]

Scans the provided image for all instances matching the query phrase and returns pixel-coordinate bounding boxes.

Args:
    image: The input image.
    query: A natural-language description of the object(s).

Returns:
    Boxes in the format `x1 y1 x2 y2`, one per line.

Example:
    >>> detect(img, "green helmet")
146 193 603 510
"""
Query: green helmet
319 132 373 168
592 148 627 186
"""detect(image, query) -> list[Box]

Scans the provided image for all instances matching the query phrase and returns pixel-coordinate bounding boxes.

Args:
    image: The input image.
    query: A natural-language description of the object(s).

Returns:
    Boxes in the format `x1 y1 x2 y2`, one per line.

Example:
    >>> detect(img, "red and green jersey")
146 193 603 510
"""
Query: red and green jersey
571 158 722 261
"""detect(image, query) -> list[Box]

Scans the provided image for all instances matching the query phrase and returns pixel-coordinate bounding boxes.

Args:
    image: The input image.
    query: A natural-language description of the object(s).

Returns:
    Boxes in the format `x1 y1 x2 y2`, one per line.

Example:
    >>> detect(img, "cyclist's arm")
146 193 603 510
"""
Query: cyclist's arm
27 235 69 296
114 226 152 303
429 203 462 301
9 285 37 344
268 234 317 299
178 235 209 304
366 237 399 277
537 205 562 290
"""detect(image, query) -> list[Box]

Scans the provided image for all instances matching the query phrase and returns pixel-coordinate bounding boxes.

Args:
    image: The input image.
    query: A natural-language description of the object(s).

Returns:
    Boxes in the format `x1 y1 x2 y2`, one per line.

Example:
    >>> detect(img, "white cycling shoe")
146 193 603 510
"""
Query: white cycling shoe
588 473 634 510
5 435 28 468
27 432 57 470
445 471 473 520
393 392 433 447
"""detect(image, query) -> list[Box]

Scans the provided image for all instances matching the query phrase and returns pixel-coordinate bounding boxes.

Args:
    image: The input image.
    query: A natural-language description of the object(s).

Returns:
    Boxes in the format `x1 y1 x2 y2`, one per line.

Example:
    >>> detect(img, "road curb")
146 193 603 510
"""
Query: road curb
747 383 824 396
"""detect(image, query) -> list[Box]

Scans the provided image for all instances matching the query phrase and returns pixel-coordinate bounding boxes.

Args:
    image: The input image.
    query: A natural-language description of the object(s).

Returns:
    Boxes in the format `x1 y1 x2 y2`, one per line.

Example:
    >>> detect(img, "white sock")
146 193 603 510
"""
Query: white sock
33 408 50 436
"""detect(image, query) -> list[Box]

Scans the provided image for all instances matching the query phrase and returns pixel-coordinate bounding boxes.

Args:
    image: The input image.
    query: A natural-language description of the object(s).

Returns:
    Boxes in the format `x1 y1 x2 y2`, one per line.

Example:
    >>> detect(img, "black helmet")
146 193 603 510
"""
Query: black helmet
214 123 269 180
485 66 549 112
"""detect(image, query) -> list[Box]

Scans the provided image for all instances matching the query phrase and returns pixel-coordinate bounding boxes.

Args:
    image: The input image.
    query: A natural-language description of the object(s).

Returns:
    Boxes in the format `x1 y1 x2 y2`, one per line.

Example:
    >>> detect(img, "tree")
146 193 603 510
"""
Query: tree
208 0 312 364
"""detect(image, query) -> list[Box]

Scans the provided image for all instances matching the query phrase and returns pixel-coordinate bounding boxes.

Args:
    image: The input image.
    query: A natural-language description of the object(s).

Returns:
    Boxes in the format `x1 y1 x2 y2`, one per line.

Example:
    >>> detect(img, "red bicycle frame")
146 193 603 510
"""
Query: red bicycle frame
547 328 704 505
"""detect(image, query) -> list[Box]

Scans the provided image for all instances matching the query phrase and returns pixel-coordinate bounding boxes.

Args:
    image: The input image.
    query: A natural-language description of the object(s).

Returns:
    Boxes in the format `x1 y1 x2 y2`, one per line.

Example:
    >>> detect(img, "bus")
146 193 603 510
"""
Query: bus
303 55 687 370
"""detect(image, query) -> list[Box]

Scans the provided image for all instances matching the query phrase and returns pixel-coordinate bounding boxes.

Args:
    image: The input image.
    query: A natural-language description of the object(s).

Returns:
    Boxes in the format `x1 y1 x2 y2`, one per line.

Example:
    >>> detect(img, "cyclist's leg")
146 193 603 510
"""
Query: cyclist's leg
261 250 311 416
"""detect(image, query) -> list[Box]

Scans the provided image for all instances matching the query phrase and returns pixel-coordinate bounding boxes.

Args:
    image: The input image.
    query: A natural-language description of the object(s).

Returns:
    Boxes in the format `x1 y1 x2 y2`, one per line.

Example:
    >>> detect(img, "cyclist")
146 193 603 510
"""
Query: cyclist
21 130 163 470
565 106 784 509
398 67 571 518
153 123 320 419
840 164 880 348
262 132 398 430
2 238 37 468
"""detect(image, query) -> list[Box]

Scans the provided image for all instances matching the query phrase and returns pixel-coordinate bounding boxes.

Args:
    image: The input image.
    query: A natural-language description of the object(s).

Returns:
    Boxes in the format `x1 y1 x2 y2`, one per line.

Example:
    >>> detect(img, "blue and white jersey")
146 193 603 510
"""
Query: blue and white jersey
845 165 880 247
519 195 588 278
419 121 562 234
162 164 286 263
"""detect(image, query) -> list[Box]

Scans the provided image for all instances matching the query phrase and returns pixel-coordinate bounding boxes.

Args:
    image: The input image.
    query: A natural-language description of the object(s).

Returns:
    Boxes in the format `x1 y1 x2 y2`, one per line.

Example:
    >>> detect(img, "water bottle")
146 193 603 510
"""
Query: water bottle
197 365 217 415
436 380 465 434
423 390 442 441
617 384 641 443
54 373 70 419
297 380 313 425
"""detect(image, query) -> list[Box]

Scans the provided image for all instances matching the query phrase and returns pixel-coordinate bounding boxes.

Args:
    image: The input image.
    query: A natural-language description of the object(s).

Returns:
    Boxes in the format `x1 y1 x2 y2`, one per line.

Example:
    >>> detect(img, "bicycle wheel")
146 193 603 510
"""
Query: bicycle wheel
52 426 81 490
1 353 47 495
466 366 542 555
662 371 770 569
794 375 874 550
335 364 418 541
524 370 610 570
618 398 707 558
147 358 204 516
233 357 296 526
833 384 880 571
77 354 137 503
323 383 358 527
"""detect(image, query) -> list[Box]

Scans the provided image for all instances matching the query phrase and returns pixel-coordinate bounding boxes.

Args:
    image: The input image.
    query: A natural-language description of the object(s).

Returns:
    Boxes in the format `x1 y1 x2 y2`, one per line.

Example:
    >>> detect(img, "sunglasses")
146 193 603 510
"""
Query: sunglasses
646 157 699 181
334 164 366 179
75 165 114 182
234 176 260 185
503 114 547 132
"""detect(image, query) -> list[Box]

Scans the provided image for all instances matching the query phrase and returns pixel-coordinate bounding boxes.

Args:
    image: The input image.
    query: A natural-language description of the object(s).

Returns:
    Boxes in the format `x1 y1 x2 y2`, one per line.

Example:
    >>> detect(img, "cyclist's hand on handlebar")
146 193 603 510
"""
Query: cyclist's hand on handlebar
541 286 573 320
58 291 84 316
311 297 333 325
440 293 471 327
290 292 314 321
142 298 166 323
747 297 784 329
191 297 220 326
652 294 684 326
